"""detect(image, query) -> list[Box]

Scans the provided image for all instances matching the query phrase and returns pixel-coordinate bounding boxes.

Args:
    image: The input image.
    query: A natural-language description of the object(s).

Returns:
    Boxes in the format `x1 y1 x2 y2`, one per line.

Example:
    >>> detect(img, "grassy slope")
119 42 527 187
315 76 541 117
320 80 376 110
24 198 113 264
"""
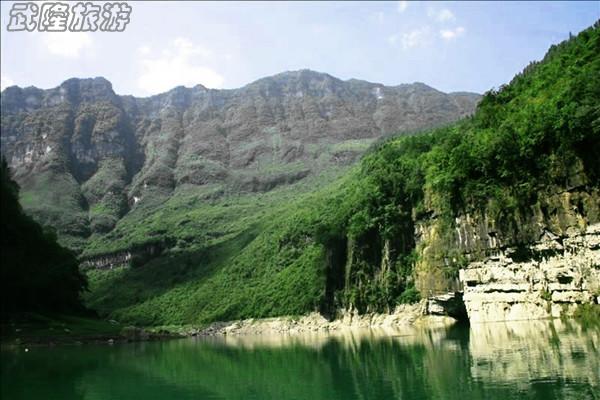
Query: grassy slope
79 137 376 257
85 166 352 325
19 169 90 251
86 24 600 325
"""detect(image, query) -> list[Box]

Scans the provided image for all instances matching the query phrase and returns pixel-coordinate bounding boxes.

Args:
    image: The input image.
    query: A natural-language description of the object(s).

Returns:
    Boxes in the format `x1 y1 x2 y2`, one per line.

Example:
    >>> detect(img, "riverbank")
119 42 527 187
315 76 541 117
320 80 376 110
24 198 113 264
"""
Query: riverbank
6 303 597 347
0 313 182 348
1 303 454 347
196 303 457 337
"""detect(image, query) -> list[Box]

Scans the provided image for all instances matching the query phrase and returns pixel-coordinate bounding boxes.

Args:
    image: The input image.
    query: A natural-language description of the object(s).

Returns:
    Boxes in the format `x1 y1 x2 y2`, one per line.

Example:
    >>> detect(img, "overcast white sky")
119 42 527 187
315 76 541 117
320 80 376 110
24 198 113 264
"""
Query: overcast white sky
1 1 598 96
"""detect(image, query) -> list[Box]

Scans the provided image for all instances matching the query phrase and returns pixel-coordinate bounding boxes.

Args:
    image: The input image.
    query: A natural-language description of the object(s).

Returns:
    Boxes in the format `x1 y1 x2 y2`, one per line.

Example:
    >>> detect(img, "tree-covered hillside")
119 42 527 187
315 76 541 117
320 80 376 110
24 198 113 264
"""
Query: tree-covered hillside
1 159 87 318
88 22 599 325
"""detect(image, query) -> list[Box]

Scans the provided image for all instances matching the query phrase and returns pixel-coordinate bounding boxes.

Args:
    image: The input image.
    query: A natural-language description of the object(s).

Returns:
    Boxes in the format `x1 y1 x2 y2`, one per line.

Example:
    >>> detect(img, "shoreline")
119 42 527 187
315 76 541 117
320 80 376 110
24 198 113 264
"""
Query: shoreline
0 315 184 349
1 303 455 347
5 302 597 347
196 304 457 337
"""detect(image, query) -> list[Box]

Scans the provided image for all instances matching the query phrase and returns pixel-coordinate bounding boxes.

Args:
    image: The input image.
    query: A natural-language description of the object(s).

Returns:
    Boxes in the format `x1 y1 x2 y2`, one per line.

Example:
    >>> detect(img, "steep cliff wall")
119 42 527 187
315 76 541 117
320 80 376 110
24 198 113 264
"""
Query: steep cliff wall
461 223 599 322
414 186 599 322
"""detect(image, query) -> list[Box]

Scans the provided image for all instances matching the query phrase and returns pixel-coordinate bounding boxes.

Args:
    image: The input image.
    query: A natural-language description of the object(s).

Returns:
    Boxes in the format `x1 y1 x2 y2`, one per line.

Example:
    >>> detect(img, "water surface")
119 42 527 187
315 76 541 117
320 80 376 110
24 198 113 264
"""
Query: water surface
2 320 598 399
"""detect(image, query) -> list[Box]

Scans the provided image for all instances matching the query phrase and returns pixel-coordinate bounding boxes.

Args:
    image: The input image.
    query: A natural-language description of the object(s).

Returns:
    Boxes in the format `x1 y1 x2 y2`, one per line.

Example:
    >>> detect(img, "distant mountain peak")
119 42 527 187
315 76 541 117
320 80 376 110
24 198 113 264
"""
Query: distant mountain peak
2 70 480 101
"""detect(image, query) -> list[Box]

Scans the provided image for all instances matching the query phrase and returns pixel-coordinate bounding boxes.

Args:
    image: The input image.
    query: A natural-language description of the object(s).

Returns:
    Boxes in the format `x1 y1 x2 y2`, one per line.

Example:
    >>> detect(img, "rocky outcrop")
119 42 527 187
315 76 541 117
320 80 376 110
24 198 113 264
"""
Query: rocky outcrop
460 223 600 322
198 305 456 336
80 250 133 270
412 183 600 322
425 292 468 320
80 242 166 269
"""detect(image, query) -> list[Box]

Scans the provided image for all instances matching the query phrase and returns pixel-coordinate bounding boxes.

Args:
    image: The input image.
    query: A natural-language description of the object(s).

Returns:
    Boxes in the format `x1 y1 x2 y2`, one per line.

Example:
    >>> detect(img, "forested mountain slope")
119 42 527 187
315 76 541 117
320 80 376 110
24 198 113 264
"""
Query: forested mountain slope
79 23 599 325
2 23 598 326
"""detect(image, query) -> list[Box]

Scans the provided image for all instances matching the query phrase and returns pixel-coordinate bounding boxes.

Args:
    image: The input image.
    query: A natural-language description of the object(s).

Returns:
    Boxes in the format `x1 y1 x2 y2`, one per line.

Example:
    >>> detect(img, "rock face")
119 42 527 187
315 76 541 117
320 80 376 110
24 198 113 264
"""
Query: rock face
80 251 133 270
0 72 480 250
425 292 468 320
413 185 600 322
460 223 600 322
79 241 166 269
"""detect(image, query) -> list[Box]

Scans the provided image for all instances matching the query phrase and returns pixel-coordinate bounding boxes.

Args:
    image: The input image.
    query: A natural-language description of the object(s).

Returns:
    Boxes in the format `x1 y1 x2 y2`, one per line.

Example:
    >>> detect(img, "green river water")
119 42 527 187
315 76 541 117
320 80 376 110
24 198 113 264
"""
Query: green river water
1 320 598 400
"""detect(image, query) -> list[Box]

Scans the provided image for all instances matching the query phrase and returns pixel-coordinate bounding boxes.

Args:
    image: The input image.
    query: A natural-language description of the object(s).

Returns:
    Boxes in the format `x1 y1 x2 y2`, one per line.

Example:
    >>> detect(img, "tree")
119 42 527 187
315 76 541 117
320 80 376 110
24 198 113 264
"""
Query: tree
1 157 87 318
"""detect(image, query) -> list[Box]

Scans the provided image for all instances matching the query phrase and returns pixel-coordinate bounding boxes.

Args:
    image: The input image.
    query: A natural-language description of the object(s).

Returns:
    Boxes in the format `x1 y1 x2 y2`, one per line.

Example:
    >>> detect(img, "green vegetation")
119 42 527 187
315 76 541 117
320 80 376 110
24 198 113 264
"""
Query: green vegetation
0 158 87 318
318 21 600 305
572 304 600 330
540 289 552 302
19 169 90 250
80 23 600 324
0 313 123 345
82 157 129 234
82 165 349 258
84 175 346 324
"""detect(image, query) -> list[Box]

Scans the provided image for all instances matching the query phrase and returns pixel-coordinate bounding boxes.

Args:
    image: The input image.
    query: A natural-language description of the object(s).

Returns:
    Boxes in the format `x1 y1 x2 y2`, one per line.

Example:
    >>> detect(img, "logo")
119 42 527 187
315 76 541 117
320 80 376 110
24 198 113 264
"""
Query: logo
6 2 132 32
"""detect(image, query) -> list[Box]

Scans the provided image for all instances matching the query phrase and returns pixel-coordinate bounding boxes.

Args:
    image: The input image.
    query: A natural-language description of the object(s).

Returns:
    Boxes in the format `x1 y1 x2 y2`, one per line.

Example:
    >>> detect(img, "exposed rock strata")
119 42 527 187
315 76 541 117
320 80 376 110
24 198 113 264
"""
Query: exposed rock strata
413 184 599 322
460 223 600 322
80 251 133 270
80 242 166 269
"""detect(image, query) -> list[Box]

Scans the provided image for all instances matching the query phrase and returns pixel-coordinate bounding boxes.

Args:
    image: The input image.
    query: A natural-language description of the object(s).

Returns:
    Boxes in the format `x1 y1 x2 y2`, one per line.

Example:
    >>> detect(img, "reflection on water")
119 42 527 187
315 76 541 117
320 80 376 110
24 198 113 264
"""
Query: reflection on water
469 320 599 391
1 320 598 400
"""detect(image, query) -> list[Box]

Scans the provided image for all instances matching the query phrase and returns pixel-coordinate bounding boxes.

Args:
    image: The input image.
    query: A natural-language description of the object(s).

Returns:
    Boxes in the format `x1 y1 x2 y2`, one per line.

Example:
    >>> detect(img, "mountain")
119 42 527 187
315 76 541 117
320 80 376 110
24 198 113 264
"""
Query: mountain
0 70 479 255
180 23 597 324
3 21 599 327
55 22 598 326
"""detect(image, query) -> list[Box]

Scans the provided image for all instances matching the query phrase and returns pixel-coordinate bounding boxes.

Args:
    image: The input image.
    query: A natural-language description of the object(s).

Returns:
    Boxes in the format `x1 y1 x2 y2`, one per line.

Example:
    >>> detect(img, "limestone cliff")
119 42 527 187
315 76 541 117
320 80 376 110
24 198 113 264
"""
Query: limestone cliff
414 186 600 322
460 223 599 322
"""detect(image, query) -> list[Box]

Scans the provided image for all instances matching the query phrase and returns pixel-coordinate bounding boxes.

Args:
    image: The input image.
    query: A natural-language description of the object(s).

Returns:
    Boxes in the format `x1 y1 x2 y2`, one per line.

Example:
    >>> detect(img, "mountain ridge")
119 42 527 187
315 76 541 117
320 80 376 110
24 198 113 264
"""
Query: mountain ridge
1 69 479 101
1 70 480 254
